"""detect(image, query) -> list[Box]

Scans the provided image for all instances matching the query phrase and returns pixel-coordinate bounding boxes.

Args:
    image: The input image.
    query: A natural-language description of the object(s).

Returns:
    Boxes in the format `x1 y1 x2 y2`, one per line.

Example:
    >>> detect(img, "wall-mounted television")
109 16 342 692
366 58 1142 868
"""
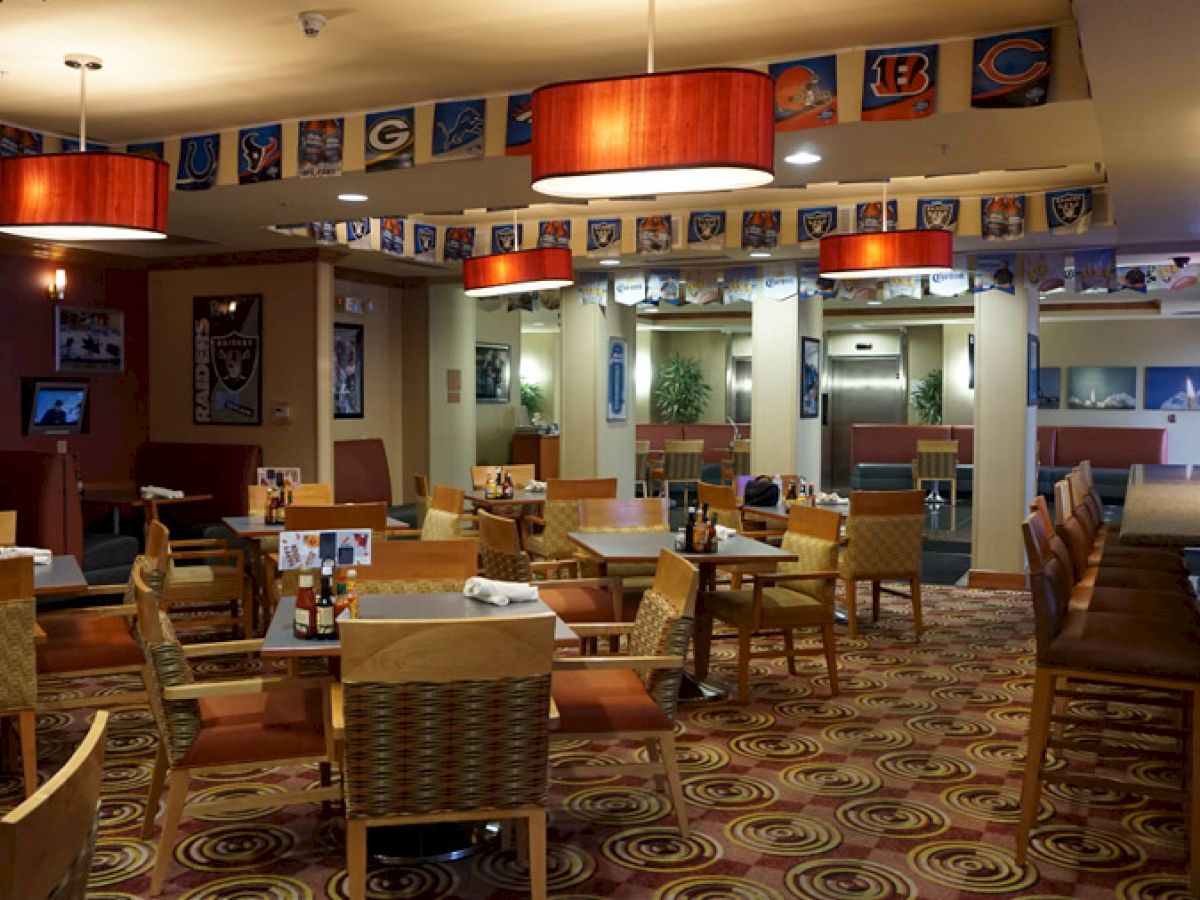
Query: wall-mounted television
24 379 89 436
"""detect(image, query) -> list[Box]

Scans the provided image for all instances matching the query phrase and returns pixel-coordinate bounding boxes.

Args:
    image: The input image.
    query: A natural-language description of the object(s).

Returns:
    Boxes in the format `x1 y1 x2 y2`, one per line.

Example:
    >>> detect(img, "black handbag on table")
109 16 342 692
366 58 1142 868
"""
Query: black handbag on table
743 477 780 507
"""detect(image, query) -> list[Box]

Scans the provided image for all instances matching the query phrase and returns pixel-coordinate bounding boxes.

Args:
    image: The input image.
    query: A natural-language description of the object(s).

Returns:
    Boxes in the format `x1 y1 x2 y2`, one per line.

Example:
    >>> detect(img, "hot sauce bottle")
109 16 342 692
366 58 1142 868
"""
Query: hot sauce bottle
293 571 317 639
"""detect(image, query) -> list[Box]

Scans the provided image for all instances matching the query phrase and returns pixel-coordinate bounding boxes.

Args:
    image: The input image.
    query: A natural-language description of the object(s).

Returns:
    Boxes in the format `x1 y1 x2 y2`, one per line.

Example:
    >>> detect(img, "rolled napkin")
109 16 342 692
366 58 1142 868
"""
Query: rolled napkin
140 485 185 500
0 546 53 566
463 576 540 606
818 491 846 505
525 480 547 494
715 525 737 541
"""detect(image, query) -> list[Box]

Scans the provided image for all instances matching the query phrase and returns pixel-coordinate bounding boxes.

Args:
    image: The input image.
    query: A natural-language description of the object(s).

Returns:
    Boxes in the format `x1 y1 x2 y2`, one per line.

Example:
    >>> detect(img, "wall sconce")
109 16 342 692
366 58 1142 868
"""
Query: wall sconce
47 268 66 301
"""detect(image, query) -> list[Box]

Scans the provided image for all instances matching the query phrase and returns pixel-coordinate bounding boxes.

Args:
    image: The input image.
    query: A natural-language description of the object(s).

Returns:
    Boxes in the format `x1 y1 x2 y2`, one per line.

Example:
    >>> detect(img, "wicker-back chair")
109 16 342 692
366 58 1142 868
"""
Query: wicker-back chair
247 482 334 516
340 613 557 900
551 549 700 834
650 439 705 508
0 710 108 900
276 538 479 600
731 439 752 479
838 490 924 638
524 477 618 562
0 556 37 798
634 440 651 497
145 519 251 639
911 439 958 507
576 498 670 611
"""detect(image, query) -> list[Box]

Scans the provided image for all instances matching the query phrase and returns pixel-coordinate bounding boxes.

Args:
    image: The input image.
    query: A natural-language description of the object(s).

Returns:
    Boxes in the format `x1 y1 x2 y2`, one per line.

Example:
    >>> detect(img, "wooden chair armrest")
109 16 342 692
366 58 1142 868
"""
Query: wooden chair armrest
181 639 265 658
549 697 559 728
751 570 840 585
560 622 635 637
553 654 684 671
164 675 331 700
168 548 244 566
150 494 212 507
169 538 229 549
736 529 777 540
38 603 138 621
82 583 130 597
524 515 546 528
538 575 620 591
530 559 580 580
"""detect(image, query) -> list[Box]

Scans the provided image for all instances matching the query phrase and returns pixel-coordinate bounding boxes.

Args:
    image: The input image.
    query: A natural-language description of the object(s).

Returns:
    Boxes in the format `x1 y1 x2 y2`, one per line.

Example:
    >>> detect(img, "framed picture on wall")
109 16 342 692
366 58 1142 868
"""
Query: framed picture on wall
1066 366 1136 409
800 336 820 419
476 342 511 403
1026 334 1039 407
607 336 628 421
1038 367 1062 409
192 294 262 425
1144 366 1200 410
55 306 124 373
333 322 364 419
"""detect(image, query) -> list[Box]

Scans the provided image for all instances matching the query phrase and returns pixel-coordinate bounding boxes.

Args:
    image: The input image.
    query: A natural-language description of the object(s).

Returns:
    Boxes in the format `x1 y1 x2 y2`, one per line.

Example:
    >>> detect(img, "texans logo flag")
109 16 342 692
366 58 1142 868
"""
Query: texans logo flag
238 124 282 185
981 195 1025 241
636 216 672 255
917 198 960 232
587 218 622 258
0 124 41 157
797 206 837 242
1045 187 1092 235
862 44 938 121
365 108 415 172
297 119 343 178
413 223 438 262
126 141 163 160
444 226 476 261
856 200 897 233
491 224 524 254
345 218 371 249
742 210 780 250
538 219 571 249
380 218 404 256
432 99 485 160
768 54 838 131
972 29 1051 109
505 93 533 156
177 133 220 191
688 211 726 249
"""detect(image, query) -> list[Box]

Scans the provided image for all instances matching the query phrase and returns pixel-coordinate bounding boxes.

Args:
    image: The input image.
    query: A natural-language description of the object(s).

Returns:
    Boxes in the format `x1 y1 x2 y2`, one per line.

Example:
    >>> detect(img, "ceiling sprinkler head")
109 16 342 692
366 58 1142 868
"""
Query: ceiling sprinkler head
298 11 327 38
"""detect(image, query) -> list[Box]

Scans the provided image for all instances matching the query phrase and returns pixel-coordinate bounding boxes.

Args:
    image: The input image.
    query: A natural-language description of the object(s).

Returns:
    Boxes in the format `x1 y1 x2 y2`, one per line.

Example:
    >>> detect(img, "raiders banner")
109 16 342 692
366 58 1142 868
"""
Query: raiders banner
742 210 781 250
981 195 1025 241
636 216 672 255
345 218 371 250
862 44 938 121
587 218 622 258
769 54 838 131
365 108 415 172
491 224 523 254
237 124 281 185
797 206 837 243
538 220 571 249
916 198 959 232
855 200 897 233
1045 187 1092 236
380 218 404 256
298 119 343 178
193 294 262 425
687 211 726 250
577 271 608 306
971 29 1051 109
505 93 533 156
413 223 438 262
177 133 220 191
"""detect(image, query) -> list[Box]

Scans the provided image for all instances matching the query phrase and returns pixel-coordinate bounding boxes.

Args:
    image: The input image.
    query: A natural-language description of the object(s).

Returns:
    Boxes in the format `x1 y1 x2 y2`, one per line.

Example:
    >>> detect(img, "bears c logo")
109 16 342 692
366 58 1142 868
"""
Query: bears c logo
979 37 1049 86
871 52 932 97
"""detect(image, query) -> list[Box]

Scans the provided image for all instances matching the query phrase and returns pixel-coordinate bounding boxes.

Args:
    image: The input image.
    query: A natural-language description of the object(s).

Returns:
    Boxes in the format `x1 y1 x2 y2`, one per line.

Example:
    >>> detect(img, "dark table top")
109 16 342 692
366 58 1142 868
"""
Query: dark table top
567 531 797 566
1121 464 1200 546
221 515 408 538
262 592 577 658
741 500 848 522
464 489 546 508
33 555 87 596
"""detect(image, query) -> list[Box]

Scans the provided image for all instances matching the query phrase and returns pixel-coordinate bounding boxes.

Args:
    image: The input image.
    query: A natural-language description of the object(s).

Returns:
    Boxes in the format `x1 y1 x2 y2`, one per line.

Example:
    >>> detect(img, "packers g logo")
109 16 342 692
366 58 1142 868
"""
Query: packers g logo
871 52 932 97
1051 193 1085 225
367 115 413 156
802 210 834 240
979 37 1049 86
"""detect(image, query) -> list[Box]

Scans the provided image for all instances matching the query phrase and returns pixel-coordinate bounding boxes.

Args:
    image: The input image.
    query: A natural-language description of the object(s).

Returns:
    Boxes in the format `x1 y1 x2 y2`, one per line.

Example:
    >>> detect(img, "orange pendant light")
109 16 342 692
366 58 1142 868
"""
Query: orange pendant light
0 55 170 242
463 247 575 298
819 230 953 279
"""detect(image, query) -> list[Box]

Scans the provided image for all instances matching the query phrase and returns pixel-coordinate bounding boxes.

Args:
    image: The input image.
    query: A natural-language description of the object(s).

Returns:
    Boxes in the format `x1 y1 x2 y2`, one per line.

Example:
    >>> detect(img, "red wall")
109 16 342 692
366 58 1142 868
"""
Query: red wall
0 252 149 483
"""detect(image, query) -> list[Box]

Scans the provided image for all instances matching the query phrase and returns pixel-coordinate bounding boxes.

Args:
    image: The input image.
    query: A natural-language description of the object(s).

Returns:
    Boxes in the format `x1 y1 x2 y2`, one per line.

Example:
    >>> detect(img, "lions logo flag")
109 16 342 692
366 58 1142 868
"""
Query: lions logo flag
687 211 726 250
980 195 1025 241
491 224 524 254
972 29 1051 109
1045 187 1092 236
432 99 485 160
0 124 41 157
238 124 282 185
862 45 938 121
768 55 837 131
413 224 438 263
797 207 837 243
856 201 897 234
636 216 672 256
742 210 781 250
577 271 608 306
613 272 646 306
538 220 571 249
177 134 220 191
505 93 533 157
365 108 414 172
444 227 476 262
917 198 959 232
587 218 622 258
380 218 404 256
297 119 343 178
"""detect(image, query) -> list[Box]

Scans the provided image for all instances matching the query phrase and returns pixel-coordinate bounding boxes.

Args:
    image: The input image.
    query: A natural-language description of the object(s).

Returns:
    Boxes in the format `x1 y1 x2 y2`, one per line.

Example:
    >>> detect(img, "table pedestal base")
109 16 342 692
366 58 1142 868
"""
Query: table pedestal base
370 821 500 864
678 672 729 702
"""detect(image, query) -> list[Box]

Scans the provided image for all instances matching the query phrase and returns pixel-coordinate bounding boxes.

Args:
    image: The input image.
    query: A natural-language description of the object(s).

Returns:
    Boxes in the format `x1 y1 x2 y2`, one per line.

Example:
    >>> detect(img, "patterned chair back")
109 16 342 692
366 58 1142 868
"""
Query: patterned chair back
281 538 479 596
627 550 699 720
634 441 650 485
285 502 387 531
0 556 35 714
696 483 743 530
662 440 704 481
577 498 669 532
840 490 924 580
478 511 534 582
731 440 752 479
914 440 958 481
0 510 14 547
0 710 108 900
776 506 842 605
247 483 333 516
526 478 619 559
339 613 555 817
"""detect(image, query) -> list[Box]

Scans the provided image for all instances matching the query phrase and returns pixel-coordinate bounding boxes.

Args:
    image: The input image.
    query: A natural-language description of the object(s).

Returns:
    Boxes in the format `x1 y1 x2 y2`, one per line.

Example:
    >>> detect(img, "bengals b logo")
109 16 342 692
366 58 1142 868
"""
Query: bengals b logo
871 52 932 97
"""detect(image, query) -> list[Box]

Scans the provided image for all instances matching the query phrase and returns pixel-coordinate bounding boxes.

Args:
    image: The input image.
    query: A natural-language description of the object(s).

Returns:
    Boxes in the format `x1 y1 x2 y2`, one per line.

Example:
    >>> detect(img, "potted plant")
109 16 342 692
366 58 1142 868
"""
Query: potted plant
910 368 944 425
653 353 711 423
520 380 546 421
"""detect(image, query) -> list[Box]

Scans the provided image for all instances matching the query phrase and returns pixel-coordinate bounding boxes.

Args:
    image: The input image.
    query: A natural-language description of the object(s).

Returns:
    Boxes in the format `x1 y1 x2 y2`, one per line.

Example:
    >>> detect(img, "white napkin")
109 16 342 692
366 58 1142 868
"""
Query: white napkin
140 485 185 499
525 480 547 494
0 546 53 566
818 491 846 505
464 576 540 606
715 525 737 541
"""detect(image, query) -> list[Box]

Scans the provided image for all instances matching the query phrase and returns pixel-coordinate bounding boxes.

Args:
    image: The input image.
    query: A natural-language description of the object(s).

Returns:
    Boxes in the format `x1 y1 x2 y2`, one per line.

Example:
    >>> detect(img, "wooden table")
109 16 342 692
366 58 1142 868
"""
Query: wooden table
1119 464 1200 547
742 500 849 524
221 515 410 539
33 555 88 597
463 489 546 514
82 490 212 534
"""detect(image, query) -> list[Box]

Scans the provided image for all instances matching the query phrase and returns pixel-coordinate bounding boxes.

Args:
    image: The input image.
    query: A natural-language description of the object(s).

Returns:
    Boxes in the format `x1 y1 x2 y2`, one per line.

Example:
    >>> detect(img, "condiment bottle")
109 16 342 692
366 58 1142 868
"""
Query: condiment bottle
684 506 696 552
316 561 336 639
294 571 316 639
345 568 359 619
333 569 350 623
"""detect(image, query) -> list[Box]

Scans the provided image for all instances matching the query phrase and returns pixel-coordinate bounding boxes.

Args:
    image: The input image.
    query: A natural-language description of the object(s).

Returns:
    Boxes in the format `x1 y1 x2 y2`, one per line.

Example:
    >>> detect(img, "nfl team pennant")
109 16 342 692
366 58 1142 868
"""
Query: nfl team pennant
238 124 282 185
177 133 220 191
505 93 533 157
491 224 523 254
345 219 372 250
862 44 938 121
413 223 439 262
916 198 959 232
742 210 781 250
797 206 838 242
365 108 415 172
971 29 1051 109
587 218 622 258
1045 187 1092 236
538 219 571 249
431 99 485 161
768 55 838 131
855 200 897 233
687 211 726 250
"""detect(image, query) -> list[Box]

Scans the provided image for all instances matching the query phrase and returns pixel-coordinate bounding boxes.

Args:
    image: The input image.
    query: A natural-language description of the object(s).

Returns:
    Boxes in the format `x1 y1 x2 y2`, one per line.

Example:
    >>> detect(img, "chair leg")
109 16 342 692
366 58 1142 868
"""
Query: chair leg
17 709 36 799
737 628 753 703
150 769 190 896
1016 668 1056 865
871 581 881 622
528 809 547 900
141 743 169 839
658 731 689 837
513 818 530 867
910 577 924 635
644 737 667 792
842 579 858 639
693 610 714 680
821 623 839 697
782 628 798 675
346 818 368 900
1190 687 1200 896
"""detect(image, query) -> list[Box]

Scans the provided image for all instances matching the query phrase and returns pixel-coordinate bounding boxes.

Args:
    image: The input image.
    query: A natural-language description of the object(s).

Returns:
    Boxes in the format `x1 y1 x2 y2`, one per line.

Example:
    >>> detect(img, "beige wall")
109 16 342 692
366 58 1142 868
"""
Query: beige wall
476 304 522 464
519 330 558 423
148 261 322 476
427 284 476 490
398 284 430 502
942 322 975 425
906 325 944 424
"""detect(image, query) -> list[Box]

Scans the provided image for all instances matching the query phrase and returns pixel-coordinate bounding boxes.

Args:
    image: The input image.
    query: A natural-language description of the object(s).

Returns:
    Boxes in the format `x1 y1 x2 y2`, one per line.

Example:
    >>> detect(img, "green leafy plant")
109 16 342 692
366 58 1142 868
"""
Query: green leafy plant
910 368 944 425
520 380 545 418
653 353 712 423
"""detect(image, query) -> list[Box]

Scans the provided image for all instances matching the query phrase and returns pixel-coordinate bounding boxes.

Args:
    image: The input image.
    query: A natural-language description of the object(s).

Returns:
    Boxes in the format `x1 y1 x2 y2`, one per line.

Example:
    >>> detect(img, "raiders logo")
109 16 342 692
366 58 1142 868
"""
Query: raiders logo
921 202 955 229
1051 193 1086 225
211 333 258 393
347 219 370 242
802 210 834 240
692 214 722 242
590 221 618 248
495 229 517 253
416 228 434 252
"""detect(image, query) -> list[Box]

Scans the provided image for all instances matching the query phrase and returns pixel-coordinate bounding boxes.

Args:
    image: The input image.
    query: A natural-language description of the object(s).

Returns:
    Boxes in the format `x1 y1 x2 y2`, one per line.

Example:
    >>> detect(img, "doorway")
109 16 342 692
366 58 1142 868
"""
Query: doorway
826 355 905 488
729 356 752 423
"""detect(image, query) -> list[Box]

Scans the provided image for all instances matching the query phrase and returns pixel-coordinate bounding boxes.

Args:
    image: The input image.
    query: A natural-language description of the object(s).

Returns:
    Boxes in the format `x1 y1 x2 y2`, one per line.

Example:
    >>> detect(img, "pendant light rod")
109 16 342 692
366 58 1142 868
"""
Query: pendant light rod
647 0 656 74
64 54 102 151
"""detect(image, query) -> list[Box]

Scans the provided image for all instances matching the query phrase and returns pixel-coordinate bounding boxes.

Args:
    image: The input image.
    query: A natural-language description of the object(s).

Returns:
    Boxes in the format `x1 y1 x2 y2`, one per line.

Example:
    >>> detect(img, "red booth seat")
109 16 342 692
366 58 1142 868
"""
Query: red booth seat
1053 426 1167 468
850 425 952 466
135 442 262 518
334 438 393 505
635 423 752 463
1 450 83 558
946 426 1057 465
635 424 684 452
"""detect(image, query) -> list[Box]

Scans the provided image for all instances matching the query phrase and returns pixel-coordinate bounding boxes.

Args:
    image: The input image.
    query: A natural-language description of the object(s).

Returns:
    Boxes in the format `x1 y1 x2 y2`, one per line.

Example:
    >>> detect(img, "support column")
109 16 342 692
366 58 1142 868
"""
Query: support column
560 288 637 495
314 260 335 484
427 284 477 491
750 289 823 486
970 274 1038 586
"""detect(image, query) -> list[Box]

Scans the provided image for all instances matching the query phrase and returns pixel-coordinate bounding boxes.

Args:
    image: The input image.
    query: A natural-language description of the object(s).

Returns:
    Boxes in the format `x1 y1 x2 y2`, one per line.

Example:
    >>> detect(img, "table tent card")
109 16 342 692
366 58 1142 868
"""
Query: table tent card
279 529 372 570
257 467 302 487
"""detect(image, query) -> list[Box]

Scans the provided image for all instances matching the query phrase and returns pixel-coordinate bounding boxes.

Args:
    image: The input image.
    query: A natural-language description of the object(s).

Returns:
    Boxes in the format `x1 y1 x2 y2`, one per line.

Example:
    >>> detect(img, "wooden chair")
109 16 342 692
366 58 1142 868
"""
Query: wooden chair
145 520 252 639
696 482 776 585
634 440 650 498
413 473 430 528
551 550 700 835
0 510 14 546
838 490 924 638
471 464 536 490
284 502 388 531
720 439 753 485
911 439 958 507
650 439 704 508
0 556 37 798
276 538 479 602
340 613 556 900
0 710 108 900
390 485 477 540
523 477 618 563
577 497 670 615
247 482 334 515
696 505 842 702
133 564 339 896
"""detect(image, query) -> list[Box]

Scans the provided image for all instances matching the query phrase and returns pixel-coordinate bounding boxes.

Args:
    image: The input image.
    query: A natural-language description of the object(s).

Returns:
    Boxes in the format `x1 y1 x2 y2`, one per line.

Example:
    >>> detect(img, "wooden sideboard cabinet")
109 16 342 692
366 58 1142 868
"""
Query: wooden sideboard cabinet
512 432 559 480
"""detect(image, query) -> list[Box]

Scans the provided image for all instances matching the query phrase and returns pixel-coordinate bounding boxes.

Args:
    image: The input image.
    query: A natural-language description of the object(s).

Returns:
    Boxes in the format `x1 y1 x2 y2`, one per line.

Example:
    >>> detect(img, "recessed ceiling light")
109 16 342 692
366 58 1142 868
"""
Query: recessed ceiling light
599 258 621 266
337 193 368 202
867 300 882 306
851 323 864 329
784 150 821 165
749 251 772 258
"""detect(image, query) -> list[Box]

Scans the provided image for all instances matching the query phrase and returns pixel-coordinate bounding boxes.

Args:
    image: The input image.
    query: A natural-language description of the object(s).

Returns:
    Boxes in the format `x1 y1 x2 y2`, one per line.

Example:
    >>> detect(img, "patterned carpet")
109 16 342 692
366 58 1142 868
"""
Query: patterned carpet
3 585 1193 899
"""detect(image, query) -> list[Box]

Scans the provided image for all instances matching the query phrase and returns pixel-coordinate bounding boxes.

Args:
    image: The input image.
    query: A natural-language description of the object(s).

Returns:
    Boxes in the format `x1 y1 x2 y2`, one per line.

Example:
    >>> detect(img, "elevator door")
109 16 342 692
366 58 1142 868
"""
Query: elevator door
730 357 752 424
827 356 905 489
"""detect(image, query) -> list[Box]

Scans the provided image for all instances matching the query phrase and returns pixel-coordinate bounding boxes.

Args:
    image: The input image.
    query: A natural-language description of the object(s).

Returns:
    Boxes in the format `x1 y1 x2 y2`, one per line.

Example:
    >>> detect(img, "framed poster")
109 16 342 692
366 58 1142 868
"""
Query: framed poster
1027 334 1040 407
1066 366 1136 409
55 306 124 373
1038 367 1062 410
800 336 820 419
192 294 262 425
607 336 628 421
1144 366 1200 410
333 322 364 419
476 342 511 403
